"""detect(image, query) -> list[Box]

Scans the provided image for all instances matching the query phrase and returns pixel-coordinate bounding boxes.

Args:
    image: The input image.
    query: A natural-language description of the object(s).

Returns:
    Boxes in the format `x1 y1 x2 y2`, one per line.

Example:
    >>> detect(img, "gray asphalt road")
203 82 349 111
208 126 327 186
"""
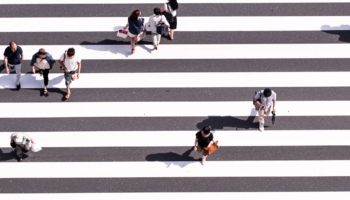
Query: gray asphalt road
1 1 350 195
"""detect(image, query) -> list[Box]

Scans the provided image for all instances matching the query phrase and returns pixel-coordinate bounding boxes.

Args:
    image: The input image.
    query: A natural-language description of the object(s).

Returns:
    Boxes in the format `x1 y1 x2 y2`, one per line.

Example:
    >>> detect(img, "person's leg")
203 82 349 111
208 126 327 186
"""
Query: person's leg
202 150 209 165
43 69 49 94
258 108 265 131
130 37 136 53
156 33 161 46
15 145 23 160
15 64 21 89
152 33 157 49
64 72 72 99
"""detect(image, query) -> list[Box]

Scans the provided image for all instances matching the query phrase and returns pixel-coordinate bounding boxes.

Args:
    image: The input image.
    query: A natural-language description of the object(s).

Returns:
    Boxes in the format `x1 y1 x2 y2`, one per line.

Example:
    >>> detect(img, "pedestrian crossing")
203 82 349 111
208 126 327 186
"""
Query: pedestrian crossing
1 0 350 196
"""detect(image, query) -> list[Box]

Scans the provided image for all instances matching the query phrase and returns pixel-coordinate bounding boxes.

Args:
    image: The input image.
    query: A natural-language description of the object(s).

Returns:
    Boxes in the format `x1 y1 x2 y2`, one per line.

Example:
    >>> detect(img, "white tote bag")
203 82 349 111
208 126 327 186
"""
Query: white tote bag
117 29 128 39
31 143 42 152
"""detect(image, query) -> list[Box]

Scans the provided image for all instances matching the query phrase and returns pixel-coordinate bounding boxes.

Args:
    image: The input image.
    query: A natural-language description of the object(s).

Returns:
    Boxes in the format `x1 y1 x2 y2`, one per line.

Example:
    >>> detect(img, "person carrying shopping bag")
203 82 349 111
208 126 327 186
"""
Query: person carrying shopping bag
10 133 37 162
194 126 214 165
148 8 170 50
123 10 147 54
30 48 56 95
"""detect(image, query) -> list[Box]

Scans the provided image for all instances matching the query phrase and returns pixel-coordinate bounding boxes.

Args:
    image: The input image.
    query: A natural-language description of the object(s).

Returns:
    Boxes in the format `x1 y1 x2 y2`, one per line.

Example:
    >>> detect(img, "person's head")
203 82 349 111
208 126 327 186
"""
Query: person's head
9 41 17 51
263 88 272 97
67 48 75 58
168 0 179 10
130 10 141 22
13 133 23 144
153 7 161 15
201 126 211 135
36 48 47 58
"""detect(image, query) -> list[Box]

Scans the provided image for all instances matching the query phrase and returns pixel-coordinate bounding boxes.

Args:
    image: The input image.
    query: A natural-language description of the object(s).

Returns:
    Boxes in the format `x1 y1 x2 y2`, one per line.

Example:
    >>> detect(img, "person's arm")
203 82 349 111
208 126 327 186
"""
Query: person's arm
4 56 9 74
21 53 24 61
30 54 36 74
77 61 81 79
123 22 129 30
253 92 263 108
161 4 166 12
194 138 198 151
58 54 69 73
272 99 276 112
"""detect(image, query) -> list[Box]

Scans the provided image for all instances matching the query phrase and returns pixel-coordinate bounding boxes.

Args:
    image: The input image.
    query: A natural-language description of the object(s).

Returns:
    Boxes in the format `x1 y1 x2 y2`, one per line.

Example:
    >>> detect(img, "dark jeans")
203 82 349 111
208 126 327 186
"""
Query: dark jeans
10 143 29 158
42 69 50 86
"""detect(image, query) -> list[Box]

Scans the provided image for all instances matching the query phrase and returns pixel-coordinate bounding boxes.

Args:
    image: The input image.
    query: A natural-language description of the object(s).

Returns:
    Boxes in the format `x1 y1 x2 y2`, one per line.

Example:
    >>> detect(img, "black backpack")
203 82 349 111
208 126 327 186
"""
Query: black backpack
161 3 174 23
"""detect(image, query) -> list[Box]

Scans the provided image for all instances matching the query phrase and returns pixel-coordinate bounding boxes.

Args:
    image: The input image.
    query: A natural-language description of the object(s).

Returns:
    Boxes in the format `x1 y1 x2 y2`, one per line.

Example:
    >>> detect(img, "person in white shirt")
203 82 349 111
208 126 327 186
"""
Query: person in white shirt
148 8 170 50
58 48 81 99
253 88 277 132
161 0 178 40
10 133 35 162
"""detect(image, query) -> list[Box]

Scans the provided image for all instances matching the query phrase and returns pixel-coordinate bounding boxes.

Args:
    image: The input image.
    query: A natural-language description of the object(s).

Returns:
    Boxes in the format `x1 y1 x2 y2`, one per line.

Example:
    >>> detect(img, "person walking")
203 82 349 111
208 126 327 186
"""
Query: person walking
123 10 147 54
3 41 23 90
148 8 170 50
30 48 56 95
58 48 82 99
253 88 277 132
194 126 214 165
10 133 36 162
161 0 178 40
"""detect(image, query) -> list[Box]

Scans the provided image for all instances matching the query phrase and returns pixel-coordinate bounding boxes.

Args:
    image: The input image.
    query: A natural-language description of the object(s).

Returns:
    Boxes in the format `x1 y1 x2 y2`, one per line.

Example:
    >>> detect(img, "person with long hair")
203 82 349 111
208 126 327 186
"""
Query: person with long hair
123 10 146 54
30 48 56 95
161 0 178 40
148 8 170 50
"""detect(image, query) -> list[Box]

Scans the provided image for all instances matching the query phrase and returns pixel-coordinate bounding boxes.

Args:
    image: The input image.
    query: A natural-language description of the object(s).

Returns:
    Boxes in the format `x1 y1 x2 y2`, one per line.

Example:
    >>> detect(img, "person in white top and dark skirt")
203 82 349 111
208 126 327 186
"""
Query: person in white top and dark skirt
161 0 178 40
30 48 55 95
148 8 170 50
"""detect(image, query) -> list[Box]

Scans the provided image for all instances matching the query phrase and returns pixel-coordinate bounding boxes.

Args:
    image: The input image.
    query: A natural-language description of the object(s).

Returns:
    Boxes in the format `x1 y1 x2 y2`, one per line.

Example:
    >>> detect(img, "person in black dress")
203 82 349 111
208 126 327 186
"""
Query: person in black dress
194 126 214 165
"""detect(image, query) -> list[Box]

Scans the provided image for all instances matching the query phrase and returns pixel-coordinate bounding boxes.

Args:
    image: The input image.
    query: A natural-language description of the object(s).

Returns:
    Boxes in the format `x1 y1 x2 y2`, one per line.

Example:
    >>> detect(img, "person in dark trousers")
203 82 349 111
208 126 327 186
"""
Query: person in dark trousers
253 88 277 132
10 133 35 162
161 0 178 40
123 10 146 54
194 126 214 165
30 48 56 95
3 41 23 90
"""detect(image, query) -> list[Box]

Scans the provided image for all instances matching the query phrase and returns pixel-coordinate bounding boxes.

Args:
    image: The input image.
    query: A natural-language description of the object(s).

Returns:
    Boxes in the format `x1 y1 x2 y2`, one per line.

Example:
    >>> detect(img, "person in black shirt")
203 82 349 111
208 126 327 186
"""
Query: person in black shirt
194 126 214 165
3 41 23 90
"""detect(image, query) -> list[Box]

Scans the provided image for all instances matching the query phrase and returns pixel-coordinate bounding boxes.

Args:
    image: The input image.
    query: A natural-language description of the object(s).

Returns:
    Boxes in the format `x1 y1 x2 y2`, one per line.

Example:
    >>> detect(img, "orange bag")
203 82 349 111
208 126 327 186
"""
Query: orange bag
205 141 219 155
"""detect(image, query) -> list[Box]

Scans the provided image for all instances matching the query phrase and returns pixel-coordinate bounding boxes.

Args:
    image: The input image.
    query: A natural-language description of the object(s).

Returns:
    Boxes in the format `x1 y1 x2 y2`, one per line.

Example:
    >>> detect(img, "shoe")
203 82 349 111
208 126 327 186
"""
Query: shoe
259 123 264 132
16 83 21 90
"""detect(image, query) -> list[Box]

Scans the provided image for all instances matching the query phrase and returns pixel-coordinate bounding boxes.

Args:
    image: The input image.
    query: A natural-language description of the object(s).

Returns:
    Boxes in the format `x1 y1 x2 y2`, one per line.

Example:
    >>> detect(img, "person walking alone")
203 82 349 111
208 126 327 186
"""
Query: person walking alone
10 133 36 162
194 126 214 165
161 0 178 40
148 8 170 50
123 10 146 54
3 41 23 90
58 48 81 99
253 88 277 132
30 48 56 95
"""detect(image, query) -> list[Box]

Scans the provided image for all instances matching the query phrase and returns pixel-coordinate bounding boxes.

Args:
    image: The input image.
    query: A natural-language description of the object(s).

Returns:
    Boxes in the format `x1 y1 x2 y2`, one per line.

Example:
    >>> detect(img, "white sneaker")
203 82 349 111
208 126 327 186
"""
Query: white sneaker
259 123 264 132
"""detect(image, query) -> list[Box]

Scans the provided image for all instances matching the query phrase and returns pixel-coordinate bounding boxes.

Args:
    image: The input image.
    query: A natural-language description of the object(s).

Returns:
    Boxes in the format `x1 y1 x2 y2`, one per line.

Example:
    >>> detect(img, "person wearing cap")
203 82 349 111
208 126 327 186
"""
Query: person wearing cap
253 88 277 132
10 133 35 161
58 48 82 99
30 48 56 95
194 126 214 165
3 41 23 90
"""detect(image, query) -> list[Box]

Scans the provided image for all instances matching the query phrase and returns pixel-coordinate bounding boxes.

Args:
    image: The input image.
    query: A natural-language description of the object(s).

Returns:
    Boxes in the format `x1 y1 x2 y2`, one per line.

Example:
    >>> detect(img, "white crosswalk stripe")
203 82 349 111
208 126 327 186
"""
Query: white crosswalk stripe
0 0 350 196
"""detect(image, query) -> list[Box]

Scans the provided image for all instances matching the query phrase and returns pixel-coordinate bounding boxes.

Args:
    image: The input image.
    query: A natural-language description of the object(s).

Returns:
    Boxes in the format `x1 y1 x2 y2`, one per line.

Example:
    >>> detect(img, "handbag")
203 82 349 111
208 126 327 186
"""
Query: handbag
204 141 219 155
117 29 128 39
31 143 42 152
161 3 174 23
157 22 169 35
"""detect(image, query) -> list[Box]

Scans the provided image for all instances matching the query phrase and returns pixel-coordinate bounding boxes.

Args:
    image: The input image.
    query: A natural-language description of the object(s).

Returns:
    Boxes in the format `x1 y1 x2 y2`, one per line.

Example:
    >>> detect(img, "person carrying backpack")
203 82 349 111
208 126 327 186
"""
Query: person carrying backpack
30 48 56 95
253 88 277 132
161 0 178 40
148 8 170 50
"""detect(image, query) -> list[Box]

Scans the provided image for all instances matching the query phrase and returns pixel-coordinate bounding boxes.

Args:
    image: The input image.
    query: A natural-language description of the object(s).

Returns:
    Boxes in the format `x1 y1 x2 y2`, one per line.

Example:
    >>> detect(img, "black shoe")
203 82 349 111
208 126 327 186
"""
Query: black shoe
16 83 21 90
